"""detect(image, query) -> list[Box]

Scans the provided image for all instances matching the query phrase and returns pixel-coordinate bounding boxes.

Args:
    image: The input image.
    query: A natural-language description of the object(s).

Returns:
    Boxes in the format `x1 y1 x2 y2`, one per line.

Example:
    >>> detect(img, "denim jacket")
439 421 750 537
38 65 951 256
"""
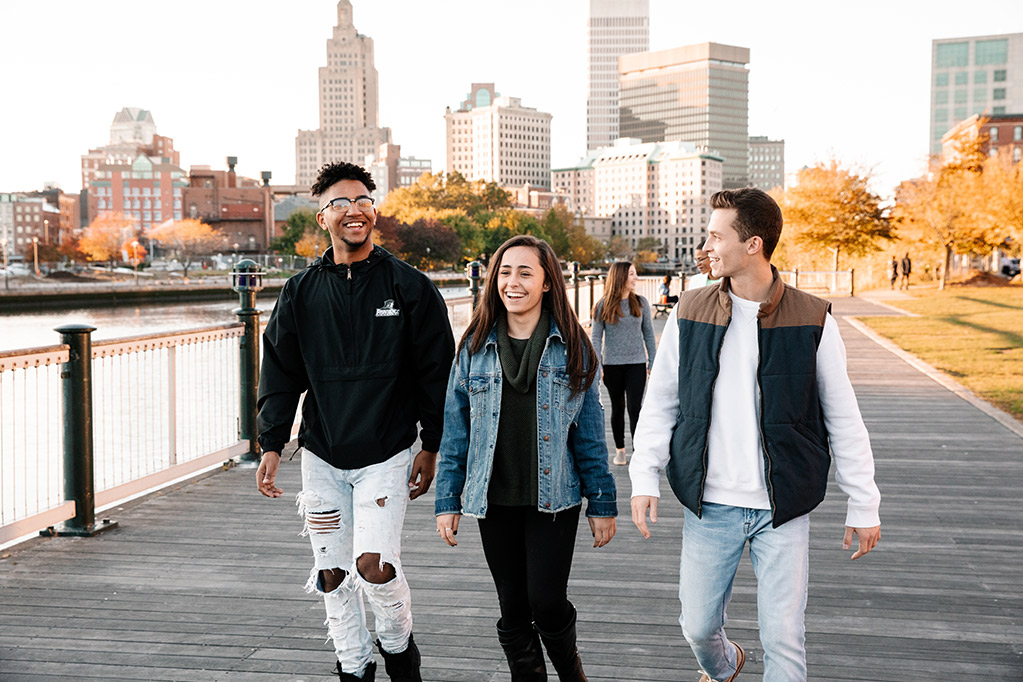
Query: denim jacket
435 317 618 519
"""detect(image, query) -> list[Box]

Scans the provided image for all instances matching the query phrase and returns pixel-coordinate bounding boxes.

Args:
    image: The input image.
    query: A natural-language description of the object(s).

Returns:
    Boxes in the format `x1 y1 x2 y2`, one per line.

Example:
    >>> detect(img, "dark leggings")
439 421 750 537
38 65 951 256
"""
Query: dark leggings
602 363 647 449
477 504 580 632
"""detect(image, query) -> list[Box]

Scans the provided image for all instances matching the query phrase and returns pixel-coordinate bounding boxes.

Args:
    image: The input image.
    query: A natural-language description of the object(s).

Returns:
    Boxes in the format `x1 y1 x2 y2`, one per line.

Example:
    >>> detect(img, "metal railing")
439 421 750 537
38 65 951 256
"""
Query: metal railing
0 324 251 545
779 269 855 295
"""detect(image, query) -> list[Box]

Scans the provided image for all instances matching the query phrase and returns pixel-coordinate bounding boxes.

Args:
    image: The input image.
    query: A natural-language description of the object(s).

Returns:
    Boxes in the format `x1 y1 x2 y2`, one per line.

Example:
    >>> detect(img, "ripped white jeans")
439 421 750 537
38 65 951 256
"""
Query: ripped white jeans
297 448 414 676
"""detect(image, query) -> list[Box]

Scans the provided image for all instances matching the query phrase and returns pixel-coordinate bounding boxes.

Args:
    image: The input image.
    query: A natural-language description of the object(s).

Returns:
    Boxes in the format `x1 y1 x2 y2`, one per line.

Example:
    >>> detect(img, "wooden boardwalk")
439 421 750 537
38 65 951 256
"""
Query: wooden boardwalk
1 294 1022 681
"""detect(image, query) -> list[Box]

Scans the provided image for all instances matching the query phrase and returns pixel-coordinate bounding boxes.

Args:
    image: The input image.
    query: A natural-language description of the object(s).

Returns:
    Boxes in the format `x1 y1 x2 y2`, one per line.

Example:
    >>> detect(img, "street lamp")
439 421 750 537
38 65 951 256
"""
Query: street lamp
33 236 39 276
231 259 265 462
131 240 140 285
43 219 49 245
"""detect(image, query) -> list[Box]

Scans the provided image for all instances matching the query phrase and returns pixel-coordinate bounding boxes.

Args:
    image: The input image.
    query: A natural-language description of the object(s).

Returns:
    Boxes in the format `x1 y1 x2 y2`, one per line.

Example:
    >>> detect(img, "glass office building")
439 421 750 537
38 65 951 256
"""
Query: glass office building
619 43 750 189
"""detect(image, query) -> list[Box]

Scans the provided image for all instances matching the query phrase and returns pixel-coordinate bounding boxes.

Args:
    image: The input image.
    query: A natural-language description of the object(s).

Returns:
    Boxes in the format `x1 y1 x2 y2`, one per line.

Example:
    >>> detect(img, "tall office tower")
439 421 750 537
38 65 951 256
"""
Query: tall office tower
295 0 391 188
619 43 750 189
929 33 1023 157
444 83 552 189
748 136 785 191
552 138 723 262
586 0 649 153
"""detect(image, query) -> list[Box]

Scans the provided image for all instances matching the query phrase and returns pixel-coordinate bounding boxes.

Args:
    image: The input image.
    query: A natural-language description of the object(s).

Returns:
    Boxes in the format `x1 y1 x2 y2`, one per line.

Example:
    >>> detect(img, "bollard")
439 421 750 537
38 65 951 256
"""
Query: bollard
571 261 580 316
232 260 264 462
467 260 482 312
50 324 117 537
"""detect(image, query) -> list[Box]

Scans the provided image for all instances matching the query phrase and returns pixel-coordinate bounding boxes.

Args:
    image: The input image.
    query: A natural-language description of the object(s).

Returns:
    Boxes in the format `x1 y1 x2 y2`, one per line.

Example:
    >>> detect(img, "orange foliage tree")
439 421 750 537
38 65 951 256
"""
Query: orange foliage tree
147 219 225 278
80 213 137 267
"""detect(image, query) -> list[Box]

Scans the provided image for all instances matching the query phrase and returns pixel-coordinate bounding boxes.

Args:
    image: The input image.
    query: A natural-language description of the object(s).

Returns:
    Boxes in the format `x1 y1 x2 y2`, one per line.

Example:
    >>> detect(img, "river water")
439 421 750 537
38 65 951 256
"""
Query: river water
0 286 475 352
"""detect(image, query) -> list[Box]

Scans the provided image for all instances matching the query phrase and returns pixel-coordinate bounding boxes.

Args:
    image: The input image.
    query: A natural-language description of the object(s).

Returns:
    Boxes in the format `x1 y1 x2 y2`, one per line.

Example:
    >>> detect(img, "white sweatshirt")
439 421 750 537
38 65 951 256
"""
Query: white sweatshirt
630 293 881 529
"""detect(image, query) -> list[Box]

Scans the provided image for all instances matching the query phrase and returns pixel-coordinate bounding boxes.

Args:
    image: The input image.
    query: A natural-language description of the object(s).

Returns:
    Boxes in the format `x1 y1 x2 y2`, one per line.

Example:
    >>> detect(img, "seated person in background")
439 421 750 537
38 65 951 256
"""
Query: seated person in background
659 275 679 304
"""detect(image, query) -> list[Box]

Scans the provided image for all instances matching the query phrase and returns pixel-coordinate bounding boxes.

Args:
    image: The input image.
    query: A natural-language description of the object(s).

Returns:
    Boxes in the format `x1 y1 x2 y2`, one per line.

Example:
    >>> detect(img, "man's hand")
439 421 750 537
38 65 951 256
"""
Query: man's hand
631 495 659 539
256 451 282 498
588 516 617 548
436 513 460 546
843 525 881 560
408 450 437 500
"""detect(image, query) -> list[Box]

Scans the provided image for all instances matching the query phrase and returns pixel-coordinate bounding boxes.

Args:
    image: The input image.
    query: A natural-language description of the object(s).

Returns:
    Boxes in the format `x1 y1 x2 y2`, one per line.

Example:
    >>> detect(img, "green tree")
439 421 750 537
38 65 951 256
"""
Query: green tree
777 160 892 271
396 218 462 270
270 209 318 255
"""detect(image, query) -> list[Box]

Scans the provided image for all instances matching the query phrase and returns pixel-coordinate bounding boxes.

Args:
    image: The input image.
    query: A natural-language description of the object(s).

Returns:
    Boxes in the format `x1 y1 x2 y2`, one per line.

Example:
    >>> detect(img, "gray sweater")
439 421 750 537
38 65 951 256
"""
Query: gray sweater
591 296 657 369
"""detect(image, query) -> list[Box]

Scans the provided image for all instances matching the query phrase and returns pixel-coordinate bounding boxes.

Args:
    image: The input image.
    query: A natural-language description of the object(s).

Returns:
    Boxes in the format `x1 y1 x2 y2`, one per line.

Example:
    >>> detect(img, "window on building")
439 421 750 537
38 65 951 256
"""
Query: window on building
993 106 1006 114
936 42 968 68
954 89 968 104
975 39 1008 66
1014 147 1021 163
974 87 986 102
993 88 1006 100
935 72 949 87
974 70 987 84
993 69 1006 82
954 107 968 120
955 72 969 86
990 127 999 142
1015 126 1022 141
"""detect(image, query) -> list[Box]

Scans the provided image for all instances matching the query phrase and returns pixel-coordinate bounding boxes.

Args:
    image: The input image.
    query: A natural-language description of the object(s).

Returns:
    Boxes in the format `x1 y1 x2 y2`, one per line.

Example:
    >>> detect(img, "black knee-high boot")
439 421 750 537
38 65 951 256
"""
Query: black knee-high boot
535 606 587 682
497 619 548 681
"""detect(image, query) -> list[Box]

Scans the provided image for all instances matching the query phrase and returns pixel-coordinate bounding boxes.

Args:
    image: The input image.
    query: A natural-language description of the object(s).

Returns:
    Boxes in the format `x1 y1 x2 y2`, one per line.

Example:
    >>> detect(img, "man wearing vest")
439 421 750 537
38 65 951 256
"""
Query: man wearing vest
629 188 881 682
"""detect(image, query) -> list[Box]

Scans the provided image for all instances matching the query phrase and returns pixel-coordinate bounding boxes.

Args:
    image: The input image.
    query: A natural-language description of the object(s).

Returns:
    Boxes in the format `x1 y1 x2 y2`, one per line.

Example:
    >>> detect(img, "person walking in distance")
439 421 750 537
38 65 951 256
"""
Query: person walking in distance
888 255 899 290
255 162 455 681
687 248 721 290
435 235 617 682
631 188 881 682
900 252 912 290
591 261 656 465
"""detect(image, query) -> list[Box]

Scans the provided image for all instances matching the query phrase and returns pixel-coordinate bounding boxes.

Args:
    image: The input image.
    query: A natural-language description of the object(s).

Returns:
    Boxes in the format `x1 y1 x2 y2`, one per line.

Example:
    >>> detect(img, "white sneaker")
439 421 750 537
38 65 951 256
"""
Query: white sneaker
612 449 627 466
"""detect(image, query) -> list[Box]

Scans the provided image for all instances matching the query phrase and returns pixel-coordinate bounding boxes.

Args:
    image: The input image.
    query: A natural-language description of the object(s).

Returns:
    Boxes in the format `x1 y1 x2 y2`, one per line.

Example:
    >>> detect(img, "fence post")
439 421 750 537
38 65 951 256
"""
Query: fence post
51 324 117 536
572 261 580 316
232 260 264 462
793 269 800 290
850 268 855 297
466 261 482 312
587 275 595 313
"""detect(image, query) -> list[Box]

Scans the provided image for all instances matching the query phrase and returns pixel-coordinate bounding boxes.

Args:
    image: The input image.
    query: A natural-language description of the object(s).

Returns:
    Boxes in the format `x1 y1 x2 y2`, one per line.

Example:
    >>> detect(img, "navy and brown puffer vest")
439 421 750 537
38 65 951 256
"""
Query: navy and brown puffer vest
665 267 832 528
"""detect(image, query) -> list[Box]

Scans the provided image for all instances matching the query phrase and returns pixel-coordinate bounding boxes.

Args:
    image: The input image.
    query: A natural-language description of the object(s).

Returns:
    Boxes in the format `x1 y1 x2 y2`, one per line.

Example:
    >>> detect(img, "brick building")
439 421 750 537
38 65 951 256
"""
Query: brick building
182 159 274 252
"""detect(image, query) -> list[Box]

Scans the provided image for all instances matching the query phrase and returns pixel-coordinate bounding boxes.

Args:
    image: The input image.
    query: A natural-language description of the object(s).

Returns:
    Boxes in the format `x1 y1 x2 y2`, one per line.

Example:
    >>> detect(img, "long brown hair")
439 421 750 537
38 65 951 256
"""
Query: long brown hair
594 261 641 324
459 235 598 395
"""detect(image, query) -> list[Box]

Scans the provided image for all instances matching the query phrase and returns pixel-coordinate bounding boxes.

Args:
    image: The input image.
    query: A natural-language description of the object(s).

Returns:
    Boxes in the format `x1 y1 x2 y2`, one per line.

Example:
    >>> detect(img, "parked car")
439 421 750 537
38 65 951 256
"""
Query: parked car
0 263 32 277
1001 258 1021 278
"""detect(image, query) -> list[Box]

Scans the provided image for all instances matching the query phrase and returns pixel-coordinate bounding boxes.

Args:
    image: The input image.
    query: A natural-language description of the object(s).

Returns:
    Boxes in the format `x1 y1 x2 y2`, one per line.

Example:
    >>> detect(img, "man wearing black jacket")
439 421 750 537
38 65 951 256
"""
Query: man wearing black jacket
255 162 455 682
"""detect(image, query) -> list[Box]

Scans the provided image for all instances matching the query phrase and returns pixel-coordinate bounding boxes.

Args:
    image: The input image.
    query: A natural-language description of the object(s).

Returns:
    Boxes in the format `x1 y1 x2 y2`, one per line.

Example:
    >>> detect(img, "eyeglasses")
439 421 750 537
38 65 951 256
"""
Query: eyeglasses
319 196 374 213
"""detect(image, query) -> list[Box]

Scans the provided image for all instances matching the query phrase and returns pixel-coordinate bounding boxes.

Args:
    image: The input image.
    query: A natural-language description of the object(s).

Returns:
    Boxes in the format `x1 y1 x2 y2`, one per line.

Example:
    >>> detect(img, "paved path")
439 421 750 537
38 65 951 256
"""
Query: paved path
1 294 1021 681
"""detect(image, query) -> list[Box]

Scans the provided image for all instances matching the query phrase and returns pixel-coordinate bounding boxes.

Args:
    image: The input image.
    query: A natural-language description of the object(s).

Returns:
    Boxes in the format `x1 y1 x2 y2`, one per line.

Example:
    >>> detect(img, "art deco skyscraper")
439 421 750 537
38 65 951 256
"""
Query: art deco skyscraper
295 0 391 187
586 0 649 153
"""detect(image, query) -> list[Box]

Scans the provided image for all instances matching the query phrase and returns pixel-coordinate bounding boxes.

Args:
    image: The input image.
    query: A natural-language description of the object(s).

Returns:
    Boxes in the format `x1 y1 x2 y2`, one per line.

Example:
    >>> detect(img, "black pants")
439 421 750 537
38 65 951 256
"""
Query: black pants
477 505 580 632
602 363 647 449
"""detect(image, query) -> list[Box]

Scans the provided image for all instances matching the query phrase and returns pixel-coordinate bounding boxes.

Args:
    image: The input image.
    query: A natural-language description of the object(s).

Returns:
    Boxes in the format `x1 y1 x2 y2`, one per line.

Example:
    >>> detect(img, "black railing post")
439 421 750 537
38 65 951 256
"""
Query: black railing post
51 324 117 537
571 261 580 316
586 275 595 313
467 261 482 312
232 260 265 462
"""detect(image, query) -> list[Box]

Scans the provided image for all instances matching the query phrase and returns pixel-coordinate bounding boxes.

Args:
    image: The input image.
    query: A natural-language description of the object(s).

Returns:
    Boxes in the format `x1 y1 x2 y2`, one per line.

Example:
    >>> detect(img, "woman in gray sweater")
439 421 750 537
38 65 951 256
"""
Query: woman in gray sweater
590 261 656 465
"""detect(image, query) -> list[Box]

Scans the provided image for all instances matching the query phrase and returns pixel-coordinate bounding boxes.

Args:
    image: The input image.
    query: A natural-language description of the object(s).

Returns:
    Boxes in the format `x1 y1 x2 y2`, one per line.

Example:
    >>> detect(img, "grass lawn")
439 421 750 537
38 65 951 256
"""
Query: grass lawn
858 286 1023 422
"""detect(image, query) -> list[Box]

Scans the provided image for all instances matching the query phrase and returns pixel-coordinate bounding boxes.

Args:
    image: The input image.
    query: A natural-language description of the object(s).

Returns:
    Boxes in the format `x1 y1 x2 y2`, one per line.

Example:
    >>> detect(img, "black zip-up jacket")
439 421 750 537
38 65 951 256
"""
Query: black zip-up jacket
257 245 455 470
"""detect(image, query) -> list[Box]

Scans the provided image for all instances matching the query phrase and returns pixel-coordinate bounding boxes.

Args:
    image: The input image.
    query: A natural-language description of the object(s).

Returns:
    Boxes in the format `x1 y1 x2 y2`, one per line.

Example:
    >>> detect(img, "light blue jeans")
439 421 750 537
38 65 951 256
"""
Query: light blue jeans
680 503 809 682
298 448 415 677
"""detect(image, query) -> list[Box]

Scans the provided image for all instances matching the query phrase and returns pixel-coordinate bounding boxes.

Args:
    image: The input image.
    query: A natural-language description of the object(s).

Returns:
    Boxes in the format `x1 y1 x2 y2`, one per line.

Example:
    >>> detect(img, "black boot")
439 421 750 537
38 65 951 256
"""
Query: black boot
536 606 587 682
335 660 376 681
376 633 422 682
497 618 548 681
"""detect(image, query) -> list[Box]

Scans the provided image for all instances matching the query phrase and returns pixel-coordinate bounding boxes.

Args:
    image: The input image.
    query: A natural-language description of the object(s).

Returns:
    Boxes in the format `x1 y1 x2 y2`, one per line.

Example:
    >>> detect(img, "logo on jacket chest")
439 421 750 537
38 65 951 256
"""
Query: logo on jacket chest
375 299 400 317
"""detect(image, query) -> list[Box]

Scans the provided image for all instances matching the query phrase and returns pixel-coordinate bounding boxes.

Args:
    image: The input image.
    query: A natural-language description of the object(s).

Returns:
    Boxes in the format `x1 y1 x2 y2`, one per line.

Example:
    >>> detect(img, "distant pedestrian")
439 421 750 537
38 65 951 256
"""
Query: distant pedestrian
435 234 617 682
900 252 912 290
592 261 657 465
659 274 679 304
687 248 722 290
889 255 899 290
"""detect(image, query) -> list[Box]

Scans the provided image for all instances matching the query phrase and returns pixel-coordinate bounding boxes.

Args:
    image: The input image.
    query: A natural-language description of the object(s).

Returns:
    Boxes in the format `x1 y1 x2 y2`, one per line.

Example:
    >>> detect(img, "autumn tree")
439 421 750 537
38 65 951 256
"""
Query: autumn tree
294 232 329 259
776 160 892 271
380 172 512 223
81 213 136 267
147 219 225 278
395 218 462 270
270 209 318 255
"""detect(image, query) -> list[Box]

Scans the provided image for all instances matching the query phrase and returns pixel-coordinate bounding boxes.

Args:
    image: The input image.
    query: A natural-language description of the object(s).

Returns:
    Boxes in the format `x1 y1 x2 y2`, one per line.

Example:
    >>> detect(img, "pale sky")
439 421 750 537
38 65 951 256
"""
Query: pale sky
1 1 1020 200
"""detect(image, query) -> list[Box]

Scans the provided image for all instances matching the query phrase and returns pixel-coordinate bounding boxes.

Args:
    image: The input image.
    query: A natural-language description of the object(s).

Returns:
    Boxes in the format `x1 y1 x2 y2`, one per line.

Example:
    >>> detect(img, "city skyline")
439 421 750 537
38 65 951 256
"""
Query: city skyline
2 0 1021 200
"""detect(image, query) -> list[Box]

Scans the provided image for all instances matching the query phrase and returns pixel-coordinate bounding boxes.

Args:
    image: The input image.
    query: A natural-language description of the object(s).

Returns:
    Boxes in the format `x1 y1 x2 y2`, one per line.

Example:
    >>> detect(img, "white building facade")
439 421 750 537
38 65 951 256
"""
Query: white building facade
445 83 552 189
930 33 1023 156
552 138 723 263
586 0 649 153
295 0 391 187
748 136 785 192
